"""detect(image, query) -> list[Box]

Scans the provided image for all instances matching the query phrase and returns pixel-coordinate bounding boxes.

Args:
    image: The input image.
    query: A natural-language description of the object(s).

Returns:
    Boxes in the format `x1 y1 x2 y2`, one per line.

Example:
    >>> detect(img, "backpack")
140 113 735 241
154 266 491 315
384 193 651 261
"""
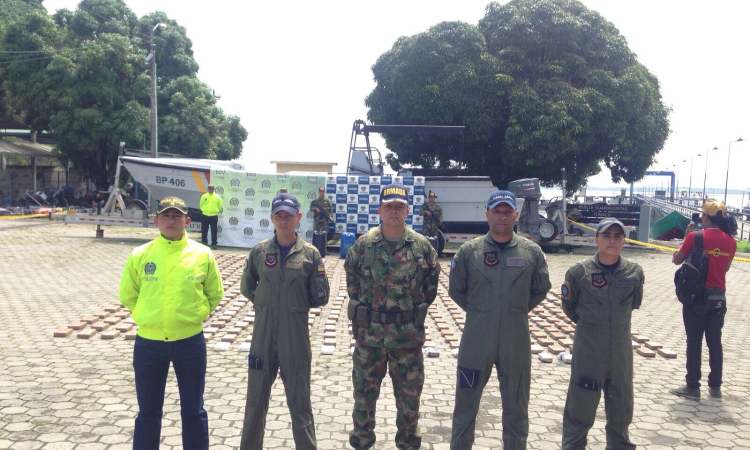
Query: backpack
674 231 710 315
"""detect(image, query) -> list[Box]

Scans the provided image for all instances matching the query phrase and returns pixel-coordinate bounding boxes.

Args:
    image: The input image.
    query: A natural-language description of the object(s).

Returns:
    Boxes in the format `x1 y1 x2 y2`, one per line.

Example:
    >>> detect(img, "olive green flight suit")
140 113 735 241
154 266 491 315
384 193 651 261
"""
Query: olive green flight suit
449 233 551 450
239 235 330 450
561 255 645 450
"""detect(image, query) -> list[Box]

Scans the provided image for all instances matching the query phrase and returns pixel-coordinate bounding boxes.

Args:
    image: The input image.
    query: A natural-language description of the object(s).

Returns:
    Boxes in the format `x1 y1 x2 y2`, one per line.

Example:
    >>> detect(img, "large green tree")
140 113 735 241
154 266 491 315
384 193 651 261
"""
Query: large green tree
0 0 45 25
366 0 670 192
1 0 247 189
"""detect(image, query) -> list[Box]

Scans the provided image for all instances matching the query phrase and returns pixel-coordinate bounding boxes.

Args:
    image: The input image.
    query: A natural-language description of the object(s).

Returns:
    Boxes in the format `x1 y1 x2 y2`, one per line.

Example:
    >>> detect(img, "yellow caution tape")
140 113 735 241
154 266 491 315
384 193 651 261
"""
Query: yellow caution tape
566 218 750 263
0 213 49 220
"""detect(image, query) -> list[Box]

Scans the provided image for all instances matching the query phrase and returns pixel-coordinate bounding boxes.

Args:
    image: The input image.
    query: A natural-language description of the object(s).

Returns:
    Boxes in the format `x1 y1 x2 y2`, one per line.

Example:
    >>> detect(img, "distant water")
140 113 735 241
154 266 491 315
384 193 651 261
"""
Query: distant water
539 187 748 210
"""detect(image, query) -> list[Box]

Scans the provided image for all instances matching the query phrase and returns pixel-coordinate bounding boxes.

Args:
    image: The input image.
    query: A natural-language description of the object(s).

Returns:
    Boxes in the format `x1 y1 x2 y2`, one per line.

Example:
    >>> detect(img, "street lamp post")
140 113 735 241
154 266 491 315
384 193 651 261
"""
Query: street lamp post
676 159 686 201
702 146 719 204
149 23 167 160
688 153 702 205
724 138 744 204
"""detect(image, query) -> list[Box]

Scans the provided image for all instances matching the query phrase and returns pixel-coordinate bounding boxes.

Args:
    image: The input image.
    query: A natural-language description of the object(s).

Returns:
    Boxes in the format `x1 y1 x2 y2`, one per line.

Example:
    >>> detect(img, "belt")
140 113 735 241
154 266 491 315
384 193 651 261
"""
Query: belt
368 309 416 324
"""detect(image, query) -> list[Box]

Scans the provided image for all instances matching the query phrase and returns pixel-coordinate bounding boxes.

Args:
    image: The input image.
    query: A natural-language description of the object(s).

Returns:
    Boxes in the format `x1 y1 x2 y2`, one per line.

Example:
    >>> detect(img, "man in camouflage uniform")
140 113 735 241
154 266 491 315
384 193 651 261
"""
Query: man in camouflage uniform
560 218 645 450
419 191 443 237
310 186 333 238
345 183 440 450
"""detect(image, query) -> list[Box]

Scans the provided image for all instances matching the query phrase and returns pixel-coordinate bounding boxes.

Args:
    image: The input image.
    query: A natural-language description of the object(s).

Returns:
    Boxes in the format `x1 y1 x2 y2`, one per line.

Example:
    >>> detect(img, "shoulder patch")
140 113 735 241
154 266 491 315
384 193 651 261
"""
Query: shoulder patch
265 253 278 267
243 258 248 272
451 257 458 271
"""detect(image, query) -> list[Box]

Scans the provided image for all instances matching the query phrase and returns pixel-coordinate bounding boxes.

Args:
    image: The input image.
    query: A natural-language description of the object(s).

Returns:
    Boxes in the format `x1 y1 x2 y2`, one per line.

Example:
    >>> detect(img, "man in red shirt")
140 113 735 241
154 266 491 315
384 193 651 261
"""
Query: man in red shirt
670 201 737 399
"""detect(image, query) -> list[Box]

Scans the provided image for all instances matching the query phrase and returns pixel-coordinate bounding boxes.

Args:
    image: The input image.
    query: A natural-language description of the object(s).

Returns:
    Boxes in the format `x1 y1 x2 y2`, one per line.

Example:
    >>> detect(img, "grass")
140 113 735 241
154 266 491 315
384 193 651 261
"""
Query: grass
736 239 750 253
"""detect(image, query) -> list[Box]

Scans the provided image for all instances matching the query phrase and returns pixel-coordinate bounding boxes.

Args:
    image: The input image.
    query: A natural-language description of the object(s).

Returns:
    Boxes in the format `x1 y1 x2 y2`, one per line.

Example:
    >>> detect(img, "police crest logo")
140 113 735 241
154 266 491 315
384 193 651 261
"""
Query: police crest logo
484 252 499 266
371 195 378 203
306 230 313 239
277 174 287 181
217 225 222 234
296 222 301 230
219 207 223 215
246 172 256 179
230 198 239 207
244 227 253 235
229 217 239 226
336 224 345 232
337 204 345 212
326 176 335 183
591 272 607 288
358 224 367 233
348 215 356 222
260 219 270 228
260 199 271 209
293 182 302 191
360 205 367 213
216 169 225 176
230 178 240 187
144 262 156 275
261 180 272 190
359 186 367 193
265 253 278 267
349 195 356 202
307 191 316 200
245 208 254 217
215 186 224 195
308 175 317 182
416 177 424 184
337 185 346 193
245 188 255 198
306 211 315 219
349 176 357 183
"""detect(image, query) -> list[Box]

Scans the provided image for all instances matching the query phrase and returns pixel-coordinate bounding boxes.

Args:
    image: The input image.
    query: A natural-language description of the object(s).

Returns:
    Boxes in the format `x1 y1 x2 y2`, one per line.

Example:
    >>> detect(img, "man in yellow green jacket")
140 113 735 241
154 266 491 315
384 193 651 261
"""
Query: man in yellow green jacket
120 196 224 450
200 184 223 249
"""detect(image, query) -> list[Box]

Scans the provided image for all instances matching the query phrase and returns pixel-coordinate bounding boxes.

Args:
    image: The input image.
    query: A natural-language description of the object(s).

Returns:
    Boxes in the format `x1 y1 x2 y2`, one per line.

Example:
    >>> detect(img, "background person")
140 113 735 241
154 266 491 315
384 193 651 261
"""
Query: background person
119 196 224 450
200 184 223 249
670 201 737 399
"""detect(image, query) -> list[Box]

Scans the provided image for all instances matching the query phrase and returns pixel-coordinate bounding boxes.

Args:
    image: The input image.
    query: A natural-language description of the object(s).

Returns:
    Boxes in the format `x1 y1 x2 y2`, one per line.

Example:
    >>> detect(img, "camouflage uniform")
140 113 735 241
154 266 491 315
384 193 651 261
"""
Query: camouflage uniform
560 255 644 450
344 226 440 450
310 197 333 233
419 202 443 237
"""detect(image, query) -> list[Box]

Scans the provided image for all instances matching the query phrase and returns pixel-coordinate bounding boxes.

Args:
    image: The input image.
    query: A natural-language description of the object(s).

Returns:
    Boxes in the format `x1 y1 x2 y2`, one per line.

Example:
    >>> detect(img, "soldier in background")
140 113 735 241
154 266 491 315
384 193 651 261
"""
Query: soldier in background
310 186 333 240
345 183 440 450
419 191 443 238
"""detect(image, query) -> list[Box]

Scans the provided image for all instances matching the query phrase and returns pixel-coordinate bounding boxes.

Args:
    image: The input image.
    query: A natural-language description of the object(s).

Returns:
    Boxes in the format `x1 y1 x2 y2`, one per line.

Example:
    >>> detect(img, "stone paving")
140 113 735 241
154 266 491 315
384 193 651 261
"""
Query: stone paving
1 221 749 449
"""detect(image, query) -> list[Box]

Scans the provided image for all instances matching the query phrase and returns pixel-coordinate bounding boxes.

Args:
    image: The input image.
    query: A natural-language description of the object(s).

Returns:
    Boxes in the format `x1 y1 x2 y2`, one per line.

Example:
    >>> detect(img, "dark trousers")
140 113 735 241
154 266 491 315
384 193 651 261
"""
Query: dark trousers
201 215 218 246
133 333 208 450
683 291 726 389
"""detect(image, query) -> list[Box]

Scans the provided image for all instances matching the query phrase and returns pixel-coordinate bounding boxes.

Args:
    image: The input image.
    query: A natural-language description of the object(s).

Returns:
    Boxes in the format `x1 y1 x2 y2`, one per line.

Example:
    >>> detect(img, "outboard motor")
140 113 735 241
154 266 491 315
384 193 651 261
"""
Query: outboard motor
509 178 547 238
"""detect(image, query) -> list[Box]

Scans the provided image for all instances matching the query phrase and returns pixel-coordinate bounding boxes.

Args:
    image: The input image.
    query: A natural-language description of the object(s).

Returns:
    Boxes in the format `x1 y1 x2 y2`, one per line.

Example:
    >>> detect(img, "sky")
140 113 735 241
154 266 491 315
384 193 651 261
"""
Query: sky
42 0 750 195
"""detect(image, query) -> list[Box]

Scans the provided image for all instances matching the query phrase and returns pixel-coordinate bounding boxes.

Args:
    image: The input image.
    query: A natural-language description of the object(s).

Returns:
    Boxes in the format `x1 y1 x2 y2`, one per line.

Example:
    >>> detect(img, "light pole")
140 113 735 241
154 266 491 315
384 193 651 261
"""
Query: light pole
688 153 702 203
702 146 719 204
149 23 167 159
724 138 744 204
676 159 686 199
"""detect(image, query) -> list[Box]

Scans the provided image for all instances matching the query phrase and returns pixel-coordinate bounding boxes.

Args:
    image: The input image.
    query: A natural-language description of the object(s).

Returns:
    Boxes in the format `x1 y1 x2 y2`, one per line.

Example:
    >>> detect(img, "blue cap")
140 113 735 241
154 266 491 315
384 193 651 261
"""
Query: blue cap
271 193 300 214
380 183 408 205
487 190 517 210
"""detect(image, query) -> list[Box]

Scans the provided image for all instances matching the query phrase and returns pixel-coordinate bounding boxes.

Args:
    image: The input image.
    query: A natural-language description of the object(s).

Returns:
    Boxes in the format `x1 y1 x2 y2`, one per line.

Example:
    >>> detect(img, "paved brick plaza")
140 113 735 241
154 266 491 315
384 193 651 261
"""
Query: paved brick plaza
1 221 749 449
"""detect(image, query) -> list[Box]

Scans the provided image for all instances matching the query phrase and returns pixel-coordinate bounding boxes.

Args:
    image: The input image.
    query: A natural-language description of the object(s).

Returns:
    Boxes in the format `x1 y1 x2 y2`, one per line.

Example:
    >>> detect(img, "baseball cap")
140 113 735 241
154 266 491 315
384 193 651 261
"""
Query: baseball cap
318 186 325 192
380 184 408 205
487 190 517 210
207 184 215 189
428 192 437 198
157 196 188 214
701 201 726 217
271 193 300 214
596 217 625 235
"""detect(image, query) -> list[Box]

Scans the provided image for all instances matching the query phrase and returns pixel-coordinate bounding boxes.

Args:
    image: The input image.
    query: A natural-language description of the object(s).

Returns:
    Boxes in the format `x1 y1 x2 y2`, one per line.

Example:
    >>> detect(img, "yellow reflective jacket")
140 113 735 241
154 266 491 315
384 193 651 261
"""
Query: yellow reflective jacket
119 232 224 341
200 192 223 216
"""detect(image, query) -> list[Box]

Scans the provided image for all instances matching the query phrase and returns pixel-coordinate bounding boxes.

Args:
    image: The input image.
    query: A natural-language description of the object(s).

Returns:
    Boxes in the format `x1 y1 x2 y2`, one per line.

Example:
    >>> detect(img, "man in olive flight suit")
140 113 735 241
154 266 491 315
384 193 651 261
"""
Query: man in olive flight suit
345 183 440 450
239 193 330 450
449 190 551 450
561 218 645 450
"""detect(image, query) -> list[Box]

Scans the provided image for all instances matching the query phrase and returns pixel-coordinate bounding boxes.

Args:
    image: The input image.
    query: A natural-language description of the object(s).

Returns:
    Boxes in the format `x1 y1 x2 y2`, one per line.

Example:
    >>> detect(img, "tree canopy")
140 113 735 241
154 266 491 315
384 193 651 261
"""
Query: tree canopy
0 0 247 189
365 0 670 192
